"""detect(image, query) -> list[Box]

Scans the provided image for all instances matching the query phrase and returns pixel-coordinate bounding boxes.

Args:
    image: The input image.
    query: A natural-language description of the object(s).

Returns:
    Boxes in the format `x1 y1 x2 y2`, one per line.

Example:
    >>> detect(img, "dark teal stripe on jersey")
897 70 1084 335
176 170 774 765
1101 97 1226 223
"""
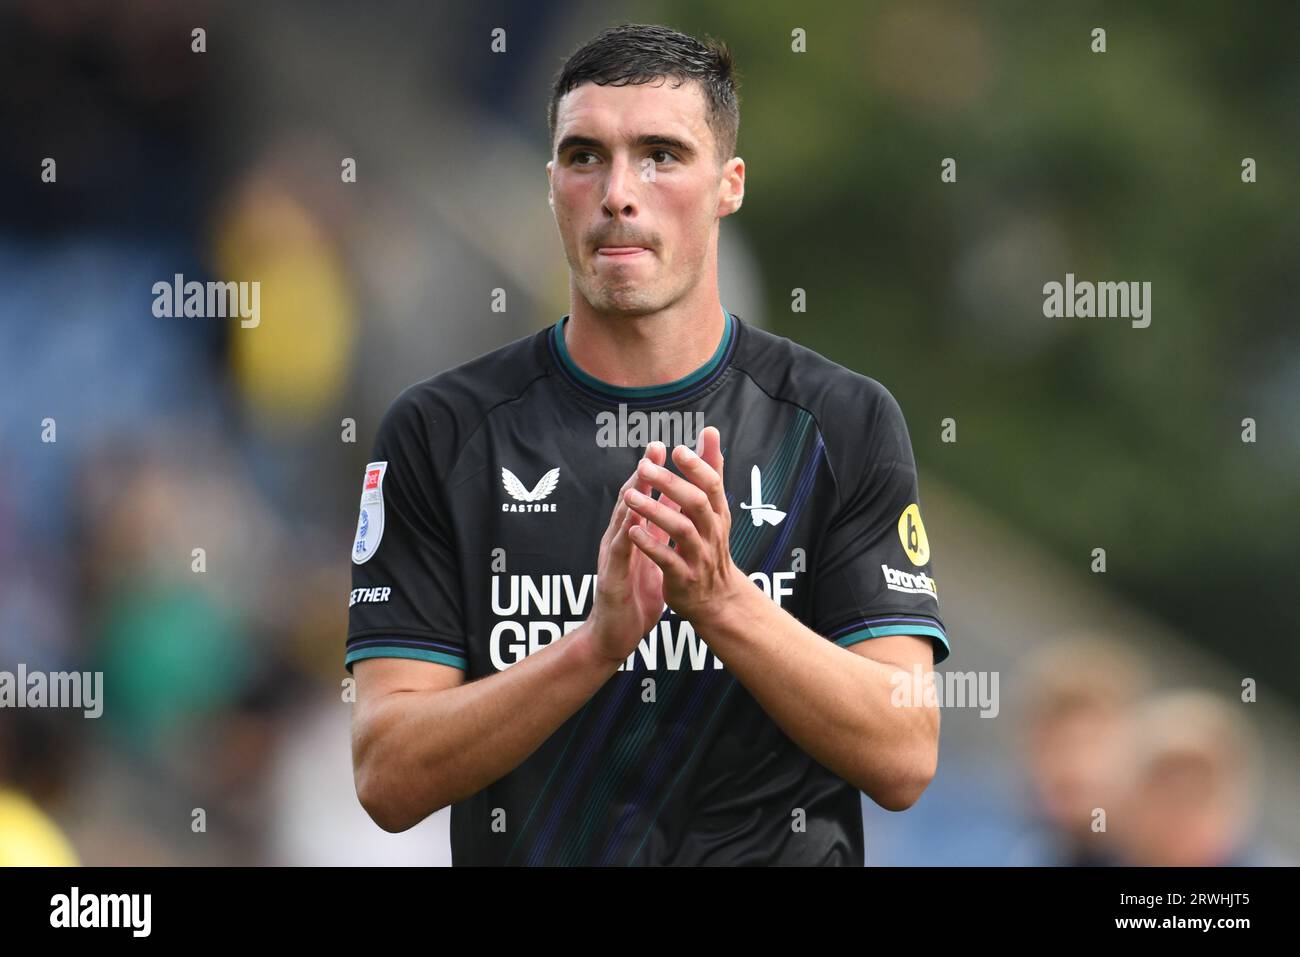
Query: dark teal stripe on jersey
537 411 817 865
589 418 815 864
834 620 951 661
510 418 804 865
344 643 467 671
504 698 600 864
580 418 816 864
549 307 735 406
622 417 825 863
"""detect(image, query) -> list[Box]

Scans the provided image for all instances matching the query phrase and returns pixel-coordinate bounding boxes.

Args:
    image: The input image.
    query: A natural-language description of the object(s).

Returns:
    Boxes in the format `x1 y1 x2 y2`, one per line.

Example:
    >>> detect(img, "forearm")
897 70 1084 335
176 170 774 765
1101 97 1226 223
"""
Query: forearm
693 574 938 809
354 620 622 831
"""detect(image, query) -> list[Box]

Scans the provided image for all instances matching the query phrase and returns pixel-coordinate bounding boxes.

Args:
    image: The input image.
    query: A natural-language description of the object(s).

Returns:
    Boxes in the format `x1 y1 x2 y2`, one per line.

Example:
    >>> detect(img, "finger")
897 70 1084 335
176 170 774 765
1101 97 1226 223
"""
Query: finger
614 494 661 574
645 496 674 545
658 488 684 542
604 493 636 552
639 490 683 547
604 469 639 540
671 437 727 521
628 523 690 578
636 441 673 542
636 458 713 534
698 425 725 496
606 500 635 564
639 441 666 499
624 487 700 557
605 441 665 542
625 441 665 509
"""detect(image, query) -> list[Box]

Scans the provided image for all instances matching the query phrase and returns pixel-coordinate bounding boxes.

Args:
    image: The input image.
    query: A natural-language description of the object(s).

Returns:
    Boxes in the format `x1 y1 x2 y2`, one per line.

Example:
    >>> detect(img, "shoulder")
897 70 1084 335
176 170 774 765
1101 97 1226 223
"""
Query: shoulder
733 320 910 451
376 326 550 457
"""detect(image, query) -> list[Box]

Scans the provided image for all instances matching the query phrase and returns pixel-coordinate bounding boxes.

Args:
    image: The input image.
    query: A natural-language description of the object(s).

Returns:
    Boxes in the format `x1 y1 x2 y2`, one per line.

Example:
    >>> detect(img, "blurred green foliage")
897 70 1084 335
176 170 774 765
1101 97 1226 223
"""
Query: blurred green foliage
671 1 1300 696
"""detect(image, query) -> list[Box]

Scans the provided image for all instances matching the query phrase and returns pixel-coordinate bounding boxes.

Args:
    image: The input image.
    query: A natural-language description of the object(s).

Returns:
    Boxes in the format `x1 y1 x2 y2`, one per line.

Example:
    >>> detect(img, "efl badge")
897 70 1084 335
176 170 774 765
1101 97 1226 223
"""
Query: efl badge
352 461 387 564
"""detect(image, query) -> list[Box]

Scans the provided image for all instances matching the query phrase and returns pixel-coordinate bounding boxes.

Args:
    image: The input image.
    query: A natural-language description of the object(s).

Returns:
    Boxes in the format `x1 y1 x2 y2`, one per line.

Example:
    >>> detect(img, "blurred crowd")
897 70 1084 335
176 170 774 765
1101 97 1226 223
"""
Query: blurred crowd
1007 640 1266 867
0 1 356 865
860 635 1283 867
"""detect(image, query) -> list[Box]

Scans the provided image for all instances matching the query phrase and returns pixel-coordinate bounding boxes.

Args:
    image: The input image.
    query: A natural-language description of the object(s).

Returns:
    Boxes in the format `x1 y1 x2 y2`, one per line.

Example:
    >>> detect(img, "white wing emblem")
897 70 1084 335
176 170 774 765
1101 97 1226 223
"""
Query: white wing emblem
501 466 561 502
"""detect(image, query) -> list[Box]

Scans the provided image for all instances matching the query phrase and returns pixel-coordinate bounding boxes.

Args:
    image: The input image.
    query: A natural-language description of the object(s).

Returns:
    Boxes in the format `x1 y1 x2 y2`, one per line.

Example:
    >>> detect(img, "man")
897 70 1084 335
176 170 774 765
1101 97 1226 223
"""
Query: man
346 22 949 865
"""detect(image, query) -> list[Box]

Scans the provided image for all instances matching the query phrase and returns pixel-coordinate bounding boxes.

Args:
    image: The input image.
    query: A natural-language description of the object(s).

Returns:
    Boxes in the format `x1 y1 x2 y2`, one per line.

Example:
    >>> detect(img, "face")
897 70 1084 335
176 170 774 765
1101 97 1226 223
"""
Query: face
547 78 743 316
1027 708 1124 832
1121 755 1242 866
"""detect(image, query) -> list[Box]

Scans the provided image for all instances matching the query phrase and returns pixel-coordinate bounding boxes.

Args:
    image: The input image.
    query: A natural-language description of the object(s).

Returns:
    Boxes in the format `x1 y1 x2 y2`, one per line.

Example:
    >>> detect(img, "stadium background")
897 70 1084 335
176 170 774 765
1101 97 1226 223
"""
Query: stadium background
1 1 1297 864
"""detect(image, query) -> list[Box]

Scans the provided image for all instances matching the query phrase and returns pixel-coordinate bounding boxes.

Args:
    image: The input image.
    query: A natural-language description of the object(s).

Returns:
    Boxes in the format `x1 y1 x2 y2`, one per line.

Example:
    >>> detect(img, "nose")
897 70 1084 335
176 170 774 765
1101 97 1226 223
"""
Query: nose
601 155 641 219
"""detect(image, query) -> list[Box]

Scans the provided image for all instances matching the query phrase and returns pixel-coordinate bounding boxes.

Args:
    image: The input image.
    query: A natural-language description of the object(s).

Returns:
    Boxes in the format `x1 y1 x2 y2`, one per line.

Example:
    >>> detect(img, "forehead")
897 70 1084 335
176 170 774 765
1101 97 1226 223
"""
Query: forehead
554 78 712 147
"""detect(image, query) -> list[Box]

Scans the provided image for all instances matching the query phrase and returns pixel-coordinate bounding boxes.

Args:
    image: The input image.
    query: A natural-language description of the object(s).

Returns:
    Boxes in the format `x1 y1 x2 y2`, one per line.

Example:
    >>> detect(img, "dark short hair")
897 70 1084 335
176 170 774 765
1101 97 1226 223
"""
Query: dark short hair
547 23 740 165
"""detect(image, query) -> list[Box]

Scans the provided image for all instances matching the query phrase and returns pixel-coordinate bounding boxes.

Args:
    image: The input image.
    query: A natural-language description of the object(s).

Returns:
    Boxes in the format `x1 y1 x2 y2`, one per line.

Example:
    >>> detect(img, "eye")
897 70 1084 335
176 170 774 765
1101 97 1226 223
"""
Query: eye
570 150 598 166
650 148 678 164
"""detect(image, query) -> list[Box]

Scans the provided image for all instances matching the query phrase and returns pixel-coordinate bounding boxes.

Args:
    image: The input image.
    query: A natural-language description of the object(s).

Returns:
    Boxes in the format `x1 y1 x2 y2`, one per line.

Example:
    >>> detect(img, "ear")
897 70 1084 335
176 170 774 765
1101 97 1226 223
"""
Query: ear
718 156 745 218
546 159 555 208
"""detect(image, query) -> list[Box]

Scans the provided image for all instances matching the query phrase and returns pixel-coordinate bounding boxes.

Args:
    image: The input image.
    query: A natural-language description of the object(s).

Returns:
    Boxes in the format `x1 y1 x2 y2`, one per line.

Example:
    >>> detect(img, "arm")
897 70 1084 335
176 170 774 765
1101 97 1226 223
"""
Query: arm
624 427 943 811
689 577 939 811
351 442 675 832
351 625 622 832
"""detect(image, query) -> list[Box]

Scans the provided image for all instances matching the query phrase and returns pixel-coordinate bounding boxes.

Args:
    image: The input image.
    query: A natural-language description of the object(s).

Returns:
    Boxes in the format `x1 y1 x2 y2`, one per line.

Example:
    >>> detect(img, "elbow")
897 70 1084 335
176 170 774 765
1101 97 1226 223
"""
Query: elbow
352 719 445 833
870 733 939 813
355 763 421 833
355 758 451 833
875 768 933 812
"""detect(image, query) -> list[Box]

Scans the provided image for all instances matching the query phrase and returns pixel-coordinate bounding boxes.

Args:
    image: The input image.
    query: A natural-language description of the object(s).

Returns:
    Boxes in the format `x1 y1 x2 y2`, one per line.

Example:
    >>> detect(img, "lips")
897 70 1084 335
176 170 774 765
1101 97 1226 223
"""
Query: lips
596 246 650 257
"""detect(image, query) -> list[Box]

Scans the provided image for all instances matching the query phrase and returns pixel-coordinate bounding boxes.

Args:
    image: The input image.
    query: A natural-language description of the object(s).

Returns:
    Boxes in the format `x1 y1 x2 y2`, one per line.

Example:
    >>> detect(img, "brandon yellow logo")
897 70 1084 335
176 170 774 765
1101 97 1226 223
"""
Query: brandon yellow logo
897 503 930 566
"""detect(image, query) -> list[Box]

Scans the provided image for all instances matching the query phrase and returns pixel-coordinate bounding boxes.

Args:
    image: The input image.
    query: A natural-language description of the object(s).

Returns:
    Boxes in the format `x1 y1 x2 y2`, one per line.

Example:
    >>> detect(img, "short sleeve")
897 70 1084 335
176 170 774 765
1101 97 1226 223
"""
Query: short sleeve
809 386 950 664
345 391 468 673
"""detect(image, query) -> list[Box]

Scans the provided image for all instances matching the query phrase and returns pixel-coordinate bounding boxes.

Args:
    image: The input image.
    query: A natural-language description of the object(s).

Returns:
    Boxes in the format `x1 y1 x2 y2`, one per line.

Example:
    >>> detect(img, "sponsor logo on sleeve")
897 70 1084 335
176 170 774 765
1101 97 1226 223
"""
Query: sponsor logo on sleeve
349 586 392 606
883 502 937 599
898 503 930 566
881 564 938 600
352 461 387 564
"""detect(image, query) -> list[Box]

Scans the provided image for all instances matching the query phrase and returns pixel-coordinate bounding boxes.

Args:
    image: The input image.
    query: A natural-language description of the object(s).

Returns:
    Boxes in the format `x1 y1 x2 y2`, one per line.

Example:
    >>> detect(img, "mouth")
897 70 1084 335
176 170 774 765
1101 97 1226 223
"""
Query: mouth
595 246 651 259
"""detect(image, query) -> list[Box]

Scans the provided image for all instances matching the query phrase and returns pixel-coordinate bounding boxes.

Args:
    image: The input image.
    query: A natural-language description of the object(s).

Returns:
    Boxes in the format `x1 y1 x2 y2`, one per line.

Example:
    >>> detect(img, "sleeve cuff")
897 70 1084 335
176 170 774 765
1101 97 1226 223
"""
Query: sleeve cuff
827 618 950 665
344 644 468 673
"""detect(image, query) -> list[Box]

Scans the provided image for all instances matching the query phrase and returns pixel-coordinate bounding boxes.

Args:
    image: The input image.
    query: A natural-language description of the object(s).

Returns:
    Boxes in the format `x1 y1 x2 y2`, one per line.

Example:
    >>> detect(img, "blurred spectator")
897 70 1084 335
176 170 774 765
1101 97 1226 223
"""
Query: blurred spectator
1114 691 1263 867
0 788 79 866
0 711 79 865
1007 637 1149 865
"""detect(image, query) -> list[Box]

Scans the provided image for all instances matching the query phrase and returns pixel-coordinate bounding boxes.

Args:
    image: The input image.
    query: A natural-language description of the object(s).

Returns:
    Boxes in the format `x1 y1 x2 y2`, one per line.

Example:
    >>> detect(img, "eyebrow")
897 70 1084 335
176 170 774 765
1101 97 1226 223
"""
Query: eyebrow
556 133 698 159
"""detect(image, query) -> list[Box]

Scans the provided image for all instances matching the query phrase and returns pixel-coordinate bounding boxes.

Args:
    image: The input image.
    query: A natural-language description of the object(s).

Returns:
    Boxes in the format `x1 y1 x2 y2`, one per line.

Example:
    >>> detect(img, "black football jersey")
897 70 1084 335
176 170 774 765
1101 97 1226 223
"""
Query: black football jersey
346 308 949 865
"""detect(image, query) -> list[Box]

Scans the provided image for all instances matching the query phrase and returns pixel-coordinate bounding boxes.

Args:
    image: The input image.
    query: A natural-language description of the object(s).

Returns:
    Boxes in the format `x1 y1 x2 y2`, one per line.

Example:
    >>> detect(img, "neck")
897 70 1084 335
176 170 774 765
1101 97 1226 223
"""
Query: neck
562 292 727 389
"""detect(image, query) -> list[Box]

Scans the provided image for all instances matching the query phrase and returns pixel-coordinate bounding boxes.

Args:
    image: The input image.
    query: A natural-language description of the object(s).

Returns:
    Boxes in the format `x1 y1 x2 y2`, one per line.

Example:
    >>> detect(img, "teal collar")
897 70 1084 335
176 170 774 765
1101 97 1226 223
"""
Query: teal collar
551 307 734 401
